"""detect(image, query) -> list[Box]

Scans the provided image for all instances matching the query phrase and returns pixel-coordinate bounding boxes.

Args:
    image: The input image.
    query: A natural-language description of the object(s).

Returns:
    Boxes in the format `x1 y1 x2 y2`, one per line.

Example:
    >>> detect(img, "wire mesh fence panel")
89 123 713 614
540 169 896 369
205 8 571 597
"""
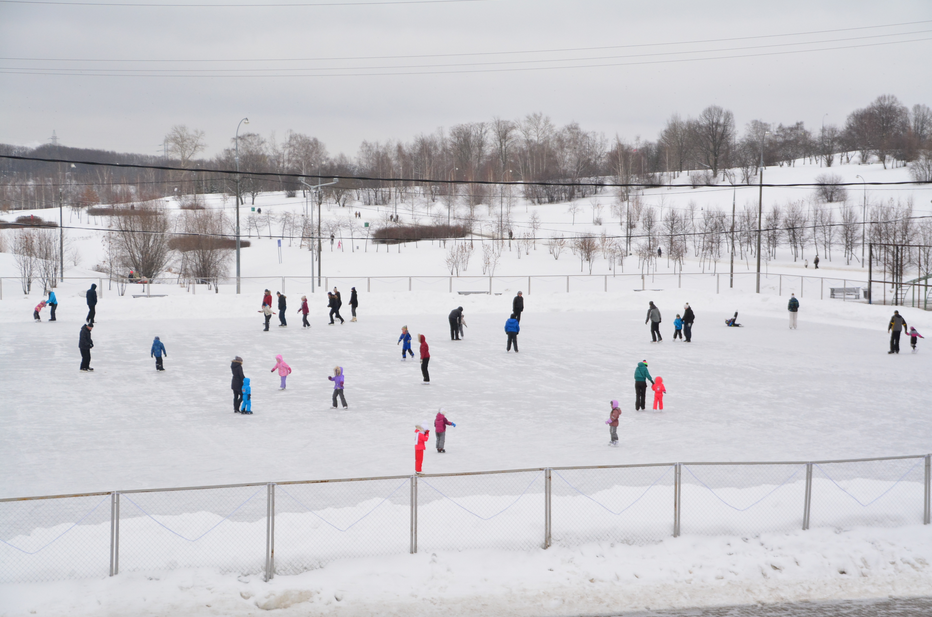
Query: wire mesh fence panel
0 494 112 583
567 275 606 293
525 276 565 294
326 278 367 294
118 485 267 576
680 464 807 537
273 478 411 575
810 458 926 529
417 471 545 553
491 276 528 295
550 465 675 546
367 277 410 293
412 276 451 292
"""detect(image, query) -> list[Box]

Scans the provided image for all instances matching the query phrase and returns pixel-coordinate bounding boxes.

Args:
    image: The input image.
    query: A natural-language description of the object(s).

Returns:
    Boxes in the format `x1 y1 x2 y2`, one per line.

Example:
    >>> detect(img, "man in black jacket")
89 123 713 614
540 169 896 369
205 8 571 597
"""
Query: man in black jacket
888 310 907 354
513 291 524 322
86 283 98 325
277 292 287 327
682 303 695 342
79 323 94 371
231 356 245 412
449 306 464 340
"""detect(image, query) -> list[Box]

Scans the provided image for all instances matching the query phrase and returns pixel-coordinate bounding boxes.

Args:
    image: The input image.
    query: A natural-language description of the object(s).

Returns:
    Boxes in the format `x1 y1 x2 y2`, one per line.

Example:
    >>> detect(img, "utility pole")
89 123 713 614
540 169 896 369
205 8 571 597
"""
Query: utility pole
755 129 770 294
730 185 736 288
59 188 64 283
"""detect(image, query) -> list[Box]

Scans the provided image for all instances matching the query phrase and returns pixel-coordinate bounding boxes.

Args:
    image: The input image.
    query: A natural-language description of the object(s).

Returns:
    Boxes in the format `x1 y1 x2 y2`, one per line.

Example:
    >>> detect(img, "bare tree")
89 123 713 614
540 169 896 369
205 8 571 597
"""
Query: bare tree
481 242 501 275
813 173 848 203
693 105 735 177
12 230 37 293
566 203 581 225
164 125 206 168
528 211 541 248
112 203 173 279
574 233 598 273
839 203 860 265
547 234 566 261
172 208 233 282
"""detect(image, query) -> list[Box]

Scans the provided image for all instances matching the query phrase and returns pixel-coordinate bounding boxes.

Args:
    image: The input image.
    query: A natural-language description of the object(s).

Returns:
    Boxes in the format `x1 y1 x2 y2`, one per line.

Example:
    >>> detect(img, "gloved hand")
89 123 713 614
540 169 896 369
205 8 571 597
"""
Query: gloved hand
451 423 456 427
605 420 611 424
271 368 275 372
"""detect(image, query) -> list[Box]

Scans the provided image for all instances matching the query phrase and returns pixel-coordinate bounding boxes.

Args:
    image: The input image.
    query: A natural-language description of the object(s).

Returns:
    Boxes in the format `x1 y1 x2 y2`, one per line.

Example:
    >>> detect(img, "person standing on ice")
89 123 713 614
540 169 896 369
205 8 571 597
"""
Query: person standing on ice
240 377 253 414
673 314 683 340
33 299 47 322
419 334 430 383
329 366 348 408
85 283 98 325
398 326 414 359
634 360 653 411
298 295 310 328
505 313 520 352
908 326 923 352
231 356 245 412
512 291 524 322
449 306 464 340
606 400 621 446
414 422 430 473
349 287 359 322
78 323 94 371
787 293 799 329
276 292 287 327
434 408 455 453
261 290 273 331
652 376 666 410
888 310 908 354
645 301 662 342
271 354 292 390
47 290 58 321
814 255 820 269
683 303 695 342
150 336 166 371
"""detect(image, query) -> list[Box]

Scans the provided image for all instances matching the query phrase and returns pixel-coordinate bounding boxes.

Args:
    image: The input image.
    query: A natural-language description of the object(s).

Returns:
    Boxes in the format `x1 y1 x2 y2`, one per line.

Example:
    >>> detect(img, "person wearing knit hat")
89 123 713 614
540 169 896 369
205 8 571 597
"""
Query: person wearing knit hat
634 360 654 411
298 295 310 328
606 400 622 446
683 303 695 342
414 422 431 473
231 356 245 413
434 407 456 453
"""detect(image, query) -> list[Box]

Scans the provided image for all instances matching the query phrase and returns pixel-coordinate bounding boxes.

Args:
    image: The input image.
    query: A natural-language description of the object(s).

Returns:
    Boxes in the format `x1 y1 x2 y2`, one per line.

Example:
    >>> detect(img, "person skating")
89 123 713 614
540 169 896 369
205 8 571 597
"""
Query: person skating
788 293 799 329
414 422 430 473
512 291 524 322
150 336 166 371
449 306 464 340
86 283 98 325
79 323 94 371
271 354 292 390
646 301 662 342
33 299 47 322
505 313 520 352
329 366 348 408
419 334 430 383
652 376 666 410
299 295 310 328
276 292 287 327
398 326 414 359
814 255 820 269
725 312 741 327
634 360 653 411
908 326 924 352
888 310 907 354
328 291 345 324
673 314 683 340
261 290 273 331
683 303 695 342
333 287 344 320
606 400 621 446
240 377 253 414
349 287 358 322
231 356 245 412
47 290 58 321
434 408 456 453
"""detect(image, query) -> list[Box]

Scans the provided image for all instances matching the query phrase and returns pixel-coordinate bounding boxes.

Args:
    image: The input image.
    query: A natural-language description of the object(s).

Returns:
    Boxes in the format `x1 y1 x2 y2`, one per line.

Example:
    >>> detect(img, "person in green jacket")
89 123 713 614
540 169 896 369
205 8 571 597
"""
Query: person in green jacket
634 360 654 411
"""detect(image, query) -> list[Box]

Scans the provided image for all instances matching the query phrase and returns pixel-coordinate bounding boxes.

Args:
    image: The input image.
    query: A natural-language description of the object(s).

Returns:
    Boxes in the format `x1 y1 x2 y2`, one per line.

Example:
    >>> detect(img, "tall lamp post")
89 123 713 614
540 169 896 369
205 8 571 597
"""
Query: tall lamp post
235 117 249 294
856 174 867 266
755 129 770 294
298 178 338 292
500 169 511 246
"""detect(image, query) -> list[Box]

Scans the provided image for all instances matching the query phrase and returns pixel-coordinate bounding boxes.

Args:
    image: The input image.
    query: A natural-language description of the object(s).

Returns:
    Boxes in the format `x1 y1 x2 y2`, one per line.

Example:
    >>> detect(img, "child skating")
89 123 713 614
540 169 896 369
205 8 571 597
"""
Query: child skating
414 421 430 473
434 408 456 453
271 354 292 390
240 377 253 414
33 299 47 322
150 336 166 371
398 326 414 359
673 314 683 340
909 327 924 352
652 376 666 410
605 400 621 446
329 366 347 409
298 296 310 328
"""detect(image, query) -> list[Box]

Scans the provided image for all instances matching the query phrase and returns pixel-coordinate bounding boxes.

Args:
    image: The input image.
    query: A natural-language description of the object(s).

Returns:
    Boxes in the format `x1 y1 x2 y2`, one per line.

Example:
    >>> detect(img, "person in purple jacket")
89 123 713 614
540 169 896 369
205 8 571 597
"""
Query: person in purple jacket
434 407 456 452
328 366 347 409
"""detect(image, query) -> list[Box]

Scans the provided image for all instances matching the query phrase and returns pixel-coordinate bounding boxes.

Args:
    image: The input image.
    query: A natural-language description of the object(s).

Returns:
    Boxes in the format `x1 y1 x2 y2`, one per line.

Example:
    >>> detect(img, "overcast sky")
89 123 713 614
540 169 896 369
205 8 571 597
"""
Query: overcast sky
1 0 931 160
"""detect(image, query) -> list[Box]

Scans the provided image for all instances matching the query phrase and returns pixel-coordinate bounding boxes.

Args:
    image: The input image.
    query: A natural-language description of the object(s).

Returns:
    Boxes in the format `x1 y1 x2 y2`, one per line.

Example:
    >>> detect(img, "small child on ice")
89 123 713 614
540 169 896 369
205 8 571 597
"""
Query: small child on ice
329 366 347 409
605 400 621 446
909 327 924 352
673 314 683 340
414 422 430 473
33 300 47 322
240 377 253 414
150 336 166 371
434 408 456 452
652 376 666 410
270 354 292 390
398 326 414 359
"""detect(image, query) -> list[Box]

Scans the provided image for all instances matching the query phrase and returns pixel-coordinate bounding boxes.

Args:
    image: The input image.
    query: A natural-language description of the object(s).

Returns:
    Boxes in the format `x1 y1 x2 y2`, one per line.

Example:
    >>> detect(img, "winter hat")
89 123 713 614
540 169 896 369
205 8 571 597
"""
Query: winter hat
437 407 446 415
611 400 619 409
154 336 160 341
233 356 243 363
301 295 307 300
642 360 648 365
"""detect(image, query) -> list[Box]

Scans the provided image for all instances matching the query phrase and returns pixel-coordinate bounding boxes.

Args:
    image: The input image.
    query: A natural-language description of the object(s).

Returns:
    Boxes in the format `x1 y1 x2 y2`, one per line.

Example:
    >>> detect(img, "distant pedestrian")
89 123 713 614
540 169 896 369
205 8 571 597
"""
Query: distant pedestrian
449 306 464 340
814 255 820 269
276 292 287 327
683 303 695 342
652 376 666 410
673 314 683 340
414 422 430 473
788 293 799 329
888 310 907 354
86 283 98 325
419 334 430 383
398 325 414 359
271 354 292 390
909 327 923 352
150 336 166 371
645 301 662 342
606 400 621 447
434 408 456 453
634 360 653 411
329 366 348 408
33 299 47 322
349 287 359 322
79 323 94 371
47 290 58 321
231 356 245 412
512 291 524 322
299 295 310 328
657 246 662 258
804 259 809 268
505 313 520 352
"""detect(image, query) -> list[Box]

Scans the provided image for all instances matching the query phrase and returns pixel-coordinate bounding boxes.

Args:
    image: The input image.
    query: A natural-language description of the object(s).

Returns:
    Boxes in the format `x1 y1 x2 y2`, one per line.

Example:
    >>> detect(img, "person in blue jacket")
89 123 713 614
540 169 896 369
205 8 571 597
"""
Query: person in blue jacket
398 325 414 360
673 314 683 340
505 313 520 352
47 290 58 321
150 336 166 371
240 377 253 414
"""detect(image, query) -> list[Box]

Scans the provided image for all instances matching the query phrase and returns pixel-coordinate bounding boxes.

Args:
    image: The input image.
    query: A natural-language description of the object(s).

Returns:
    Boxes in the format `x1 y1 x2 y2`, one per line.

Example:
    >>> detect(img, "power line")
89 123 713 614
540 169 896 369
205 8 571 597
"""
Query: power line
0 0 485 7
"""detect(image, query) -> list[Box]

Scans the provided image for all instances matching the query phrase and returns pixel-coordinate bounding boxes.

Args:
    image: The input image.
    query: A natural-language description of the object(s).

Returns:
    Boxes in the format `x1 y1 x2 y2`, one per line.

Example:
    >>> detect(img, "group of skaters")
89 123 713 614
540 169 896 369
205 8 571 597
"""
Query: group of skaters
644 301 695 342
228 354 347 413
259 286 359 330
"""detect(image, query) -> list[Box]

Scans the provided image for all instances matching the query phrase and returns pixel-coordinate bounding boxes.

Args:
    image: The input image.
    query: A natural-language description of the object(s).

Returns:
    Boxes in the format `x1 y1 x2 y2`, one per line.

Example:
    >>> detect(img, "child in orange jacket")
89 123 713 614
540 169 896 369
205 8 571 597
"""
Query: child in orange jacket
652 376 666 410
415 422 430 473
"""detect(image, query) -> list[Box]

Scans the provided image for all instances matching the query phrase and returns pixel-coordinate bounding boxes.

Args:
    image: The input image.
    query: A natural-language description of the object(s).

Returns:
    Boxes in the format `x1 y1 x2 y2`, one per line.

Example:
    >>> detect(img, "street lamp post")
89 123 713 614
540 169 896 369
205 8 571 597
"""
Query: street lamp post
59 187 64 283
298 178 338 291
856 174 867 266
234 117 249 295
730 184 736 288
755 129 770 294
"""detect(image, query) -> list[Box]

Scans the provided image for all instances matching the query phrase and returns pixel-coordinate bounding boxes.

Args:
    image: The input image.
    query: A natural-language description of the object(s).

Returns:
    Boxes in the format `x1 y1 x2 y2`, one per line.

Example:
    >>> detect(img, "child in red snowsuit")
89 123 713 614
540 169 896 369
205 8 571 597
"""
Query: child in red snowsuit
414 422 430 473
652 376 666 410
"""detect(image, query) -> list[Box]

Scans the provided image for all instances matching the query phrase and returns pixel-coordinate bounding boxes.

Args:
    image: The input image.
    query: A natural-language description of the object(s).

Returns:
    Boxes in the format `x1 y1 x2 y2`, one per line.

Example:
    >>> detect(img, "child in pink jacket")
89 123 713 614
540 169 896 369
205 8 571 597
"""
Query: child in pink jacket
652 376 666 410
34 300 47 322
270 354 292 390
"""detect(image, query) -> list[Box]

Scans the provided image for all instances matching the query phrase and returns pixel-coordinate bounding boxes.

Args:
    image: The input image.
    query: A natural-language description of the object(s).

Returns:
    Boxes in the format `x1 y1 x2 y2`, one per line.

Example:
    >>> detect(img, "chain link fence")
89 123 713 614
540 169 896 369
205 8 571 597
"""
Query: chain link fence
2 455 929 584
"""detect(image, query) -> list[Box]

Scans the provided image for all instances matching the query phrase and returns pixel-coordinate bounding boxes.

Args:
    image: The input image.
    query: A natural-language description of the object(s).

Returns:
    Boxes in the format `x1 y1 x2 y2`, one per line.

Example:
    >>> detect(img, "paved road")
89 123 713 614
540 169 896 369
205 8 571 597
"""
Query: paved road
612 597 932 616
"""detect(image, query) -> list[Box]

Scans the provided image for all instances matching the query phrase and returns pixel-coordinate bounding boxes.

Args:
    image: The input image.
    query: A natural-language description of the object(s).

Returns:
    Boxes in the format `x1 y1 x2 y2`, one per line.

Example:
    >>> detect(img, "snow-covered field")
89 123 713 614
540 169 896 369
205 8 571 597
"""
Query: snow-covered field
1 159 930 615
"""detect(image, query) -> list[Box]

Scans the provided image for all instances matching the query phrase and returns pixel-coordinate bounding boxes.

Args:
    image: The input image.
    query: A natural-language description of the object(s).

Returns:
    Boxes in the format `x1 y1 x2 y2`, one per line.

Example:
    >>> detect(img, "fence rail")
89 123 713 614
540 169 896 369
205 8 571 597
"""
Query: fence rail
2 454 929 584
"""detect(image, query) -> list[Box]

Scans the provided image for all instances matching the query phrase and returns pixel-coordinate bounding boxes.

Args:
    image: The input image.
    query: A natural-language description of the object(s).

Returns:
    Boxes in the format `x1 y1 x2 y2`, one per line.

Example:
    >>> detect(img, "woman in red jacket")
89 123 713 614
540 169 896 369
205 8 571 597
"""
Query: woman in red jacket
415 422 430 473
419 334 430 383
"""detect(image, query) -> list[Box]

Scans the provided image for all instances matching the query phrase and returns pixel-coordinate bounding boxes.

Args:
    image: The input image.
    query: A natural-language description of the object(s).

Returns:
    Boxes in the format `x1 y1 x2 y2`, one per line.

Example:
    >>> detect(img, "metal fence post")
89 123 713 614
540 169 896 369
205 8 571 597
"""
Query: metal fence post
367 277 371 293
803 463 813 530
409 276 412 292
779 274 782 296
282 277 285 294
449 277 452 293
716 273 720 294
544 468 552 549
110 492 120 575
800 276 804 298
673 463 681 538
528 276 531 295
820 278 823 300
265 483 275 581
410 475 418 554
489 276 493 294
566 275 570 293
604 275 607 292
641 274 645 291
925 455 931 526
843 279 846 301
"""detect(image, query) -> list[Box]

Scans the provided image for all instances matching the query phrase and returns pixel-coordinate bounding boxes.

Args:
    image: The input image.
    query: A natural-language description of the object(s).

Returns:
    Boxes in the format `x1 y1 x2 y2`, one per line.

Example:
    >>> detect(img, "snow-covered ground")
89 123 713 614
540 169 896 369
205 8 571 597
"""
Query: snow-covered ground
0 158 930 615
